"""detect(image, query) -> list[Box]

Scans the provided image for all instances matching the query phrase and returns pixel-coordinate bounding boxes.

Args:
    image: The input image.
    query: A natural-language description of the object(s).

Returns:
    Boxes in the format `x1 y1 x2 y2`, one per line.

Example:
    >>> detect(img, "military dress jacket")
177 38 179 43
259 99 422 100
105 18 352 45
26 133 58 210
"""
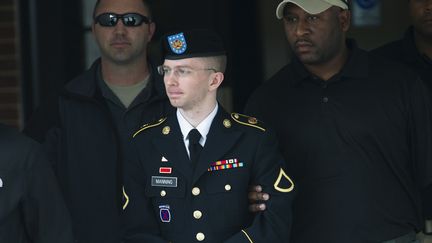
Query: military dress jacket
123 108 294 243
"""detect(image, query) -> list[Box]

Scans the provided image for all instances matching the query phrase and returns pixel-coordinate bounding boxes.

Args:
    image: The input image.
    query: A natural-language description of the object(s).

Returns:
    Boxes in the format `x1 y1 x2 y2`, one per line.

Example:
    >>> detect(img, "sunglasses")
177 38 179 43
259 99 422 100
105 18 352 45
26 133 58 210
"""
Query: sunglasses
94 13 151 27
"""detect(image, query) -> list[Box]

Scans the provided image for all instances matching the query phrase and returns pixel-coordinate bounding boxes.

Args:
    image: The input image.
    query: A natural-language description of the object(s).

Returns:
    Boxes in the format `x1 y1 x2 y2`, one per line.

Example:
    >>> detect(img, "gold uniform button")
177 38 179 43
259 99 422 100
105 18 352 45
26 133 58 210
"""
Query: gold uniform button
193 210 203 219
225 184 232 191
160 190 167 197
162 126 170 135
196 232 205 241
223 119 231 128
192 187 201 196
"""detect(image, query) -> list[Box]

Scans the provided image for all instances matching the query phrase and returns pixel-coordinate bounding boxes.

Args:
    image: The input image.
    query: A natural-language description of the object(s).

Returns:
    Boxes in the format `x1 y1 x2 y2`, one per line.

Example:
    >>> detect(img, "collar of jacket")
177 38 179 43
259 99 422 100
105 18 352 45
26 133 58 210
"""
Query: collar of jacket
401 26 432 65
289 39 369 86
62 58 168 103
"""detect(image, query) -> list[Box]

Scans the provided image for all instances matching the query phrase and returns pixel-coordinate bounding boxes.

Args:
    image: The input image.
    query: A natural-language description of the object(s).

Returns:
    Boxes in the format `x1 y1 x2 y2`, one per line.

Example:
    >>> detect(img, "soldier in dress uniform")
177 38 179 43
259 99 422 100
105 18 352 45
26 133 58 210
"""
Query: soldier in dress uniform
122 29 295 243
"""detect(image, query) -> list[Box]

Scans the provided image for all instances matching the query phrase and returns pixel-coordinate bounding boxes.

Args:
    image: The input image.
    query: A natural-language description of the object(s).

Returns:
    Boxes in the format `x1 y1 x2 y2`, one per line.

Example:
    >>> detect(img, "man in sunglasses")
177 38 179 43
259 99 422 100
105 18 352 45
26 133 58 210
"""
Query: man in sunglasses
23 0 173 242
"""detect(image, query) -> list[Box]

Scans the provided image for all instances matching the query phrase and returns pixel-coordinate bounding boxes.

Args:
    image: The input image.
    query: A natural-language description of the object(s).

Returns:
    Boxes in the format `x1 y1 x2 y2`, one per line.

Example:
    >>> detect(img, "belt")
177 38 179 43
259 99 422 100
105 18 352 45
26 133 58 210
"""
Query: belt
382 231 418 243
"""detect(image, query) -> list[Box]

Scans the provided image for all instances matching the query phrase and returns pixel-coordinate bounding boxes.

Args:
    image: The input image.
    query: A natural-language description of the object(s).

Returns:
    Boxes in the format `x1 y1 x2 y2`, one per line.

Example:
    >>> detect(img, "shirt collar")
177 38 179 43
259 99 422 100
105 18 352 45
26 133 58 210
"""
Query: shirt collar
290 39 368 85
96 66 124 108
96 61 167 109
177 104 219 146
402 26 432 65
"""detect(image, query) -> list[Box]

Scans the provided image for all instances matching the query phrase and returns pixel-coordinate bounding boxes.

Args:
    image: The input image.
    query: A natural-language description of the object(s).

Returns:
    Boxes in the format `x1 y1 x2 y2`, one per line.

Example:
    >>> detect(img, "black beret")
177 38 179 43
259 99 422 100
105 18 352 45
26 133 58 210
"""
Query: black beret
161 29 226 60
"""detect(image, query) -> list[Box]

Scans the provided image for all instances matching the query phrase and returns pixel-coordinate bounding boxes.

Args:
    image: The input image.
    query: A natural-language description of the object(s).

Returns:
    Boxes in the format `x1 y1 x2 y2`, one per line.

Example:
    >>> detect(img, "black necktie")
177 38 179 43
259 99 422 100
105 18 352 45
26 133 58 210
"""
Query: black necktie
188 129 203 167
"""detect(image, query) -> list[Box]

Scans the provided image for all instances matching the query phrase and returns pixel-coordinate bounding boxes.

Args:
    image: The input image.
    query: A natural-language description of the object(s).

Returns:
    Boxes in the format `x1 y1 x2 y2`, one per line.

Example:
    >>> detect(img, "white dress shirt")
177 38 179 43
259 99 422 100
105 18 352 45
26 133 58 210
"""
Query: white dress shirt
177 104 218 157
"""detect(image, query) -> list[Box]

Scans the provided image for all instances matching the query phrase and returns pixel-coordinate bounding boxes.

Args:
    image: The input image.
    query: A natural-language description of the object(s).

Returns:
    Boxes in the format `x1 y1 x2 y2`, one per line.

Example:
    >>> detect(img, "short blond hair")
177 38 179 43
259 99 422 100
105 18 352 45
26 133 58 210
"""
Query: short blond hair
201 55 227 73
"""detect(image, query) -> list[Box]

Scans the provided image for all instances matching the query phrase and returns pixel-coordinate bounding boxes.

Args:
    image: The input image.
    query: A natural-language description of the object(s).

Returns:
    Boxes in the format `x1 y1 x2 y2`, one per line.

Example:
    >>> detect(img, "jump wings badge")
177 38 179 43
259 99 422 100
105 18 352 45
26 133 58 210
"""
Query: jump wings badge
168 32 187 54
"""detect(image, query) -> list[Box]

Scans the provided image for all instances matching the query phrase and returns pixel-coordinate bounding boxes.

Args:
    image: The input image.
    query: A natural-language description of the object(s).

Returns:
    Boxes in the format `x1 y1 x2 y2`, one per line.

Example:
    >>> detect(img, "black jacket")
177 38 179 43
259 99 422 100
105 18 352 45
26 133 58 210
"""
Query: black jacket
23 59 173 243
372 27 432 221
0 124 73 243
123 108 295 243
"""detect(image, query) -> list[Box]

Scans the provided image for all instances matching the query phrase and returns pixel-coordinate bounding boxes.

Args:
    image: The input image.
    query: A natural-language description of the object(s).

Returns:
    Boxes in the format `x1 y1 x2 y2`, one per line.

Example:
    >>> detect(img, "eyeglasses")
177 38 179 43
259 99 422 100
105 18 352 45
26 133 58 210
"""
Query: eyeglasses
94 13 151 27
157 65 217 78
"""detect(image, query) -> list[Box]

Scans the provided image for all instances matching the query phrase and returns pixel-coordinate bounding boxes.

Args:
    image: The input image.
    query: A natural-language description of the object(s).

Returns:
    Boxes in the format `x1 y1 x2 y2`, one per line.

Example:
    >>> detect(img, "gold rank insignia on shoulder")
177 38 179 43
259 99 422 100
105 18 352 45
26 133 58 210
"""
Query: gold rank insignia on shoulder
274 168 294 193
231 113 265 132
133 117 167 138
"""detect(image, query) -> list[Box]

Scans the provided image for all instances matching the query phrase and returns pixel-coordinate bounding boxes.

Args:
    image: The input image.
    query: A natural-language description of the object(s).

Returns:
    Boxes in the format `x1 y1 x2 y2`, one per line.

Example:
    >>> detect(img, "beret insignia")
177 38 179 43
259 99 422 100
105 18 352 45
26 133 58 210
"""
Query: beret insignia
168 32 187 54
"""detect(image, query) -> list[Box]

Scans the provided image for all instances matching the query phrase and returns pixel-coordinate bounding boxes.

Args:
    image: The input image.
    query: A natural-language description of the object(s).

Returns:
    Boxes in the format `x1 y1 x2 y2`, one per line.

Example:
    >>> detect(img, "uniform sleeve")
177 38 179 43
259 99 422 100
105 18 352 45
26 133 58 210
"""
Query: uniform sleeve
122 142 169 243
224 128 295 243
408 78 432 221
21 144 74 243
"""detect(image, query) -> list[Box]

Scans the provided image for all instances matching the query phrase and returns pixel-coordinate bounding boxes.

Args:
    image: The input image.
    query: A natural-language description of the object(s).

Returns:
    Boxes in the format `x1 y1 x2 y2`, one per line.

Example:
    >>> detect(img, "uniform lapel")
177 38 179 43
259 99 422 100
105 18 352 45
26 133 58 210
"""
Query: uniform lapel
192 108 243 184
152 115 193 179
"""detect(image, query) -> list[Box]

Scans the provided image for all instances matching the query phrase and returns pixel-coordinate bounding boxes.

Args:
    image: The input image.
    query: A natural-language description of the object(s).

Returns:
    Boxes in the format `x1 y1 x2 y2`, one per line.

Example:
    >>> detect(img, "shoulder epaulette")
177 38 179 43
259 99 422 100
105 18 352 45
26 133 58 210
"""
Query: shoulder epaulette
133 117 167 138
231 113 265 132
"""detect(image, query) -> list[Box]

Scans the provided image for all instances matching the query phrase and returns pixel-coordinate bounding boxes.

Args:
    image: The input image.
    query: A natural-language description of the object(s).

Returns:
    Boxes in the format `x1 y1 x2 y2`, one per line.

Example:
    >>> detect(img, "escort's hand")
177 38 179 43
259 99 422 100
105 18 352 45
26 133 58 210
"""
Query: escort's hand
248 185 269 212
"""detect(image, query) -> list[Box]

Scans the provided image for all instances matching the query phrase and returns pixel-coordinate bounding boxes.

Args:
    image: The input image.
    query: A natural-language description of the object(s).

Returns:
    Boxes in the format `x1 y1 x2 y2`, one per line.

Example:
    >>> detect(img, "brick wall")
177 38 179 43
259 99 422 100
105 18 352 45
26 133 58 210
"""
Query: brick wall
0 0 20 128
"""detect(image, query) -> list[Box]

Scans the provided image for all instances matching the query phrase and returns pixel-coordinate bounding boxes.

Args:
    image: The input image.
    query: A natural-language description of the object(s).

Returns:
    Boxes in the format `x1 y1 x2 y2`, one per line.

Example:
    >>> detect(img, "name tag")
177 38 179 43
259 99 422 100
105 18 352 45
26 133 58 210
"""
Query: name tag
151 176 178 188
